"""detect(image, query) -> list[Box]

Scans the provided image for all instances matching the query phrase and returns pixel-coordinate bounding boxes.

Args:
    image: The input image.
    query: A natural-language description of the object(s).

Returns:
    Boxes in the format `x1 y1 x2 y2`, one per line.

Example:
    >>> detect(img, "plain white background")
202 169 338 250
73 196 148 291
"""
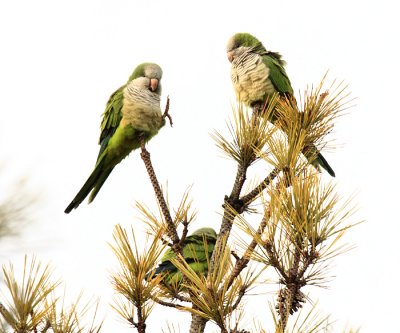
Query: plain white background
1 0 399 331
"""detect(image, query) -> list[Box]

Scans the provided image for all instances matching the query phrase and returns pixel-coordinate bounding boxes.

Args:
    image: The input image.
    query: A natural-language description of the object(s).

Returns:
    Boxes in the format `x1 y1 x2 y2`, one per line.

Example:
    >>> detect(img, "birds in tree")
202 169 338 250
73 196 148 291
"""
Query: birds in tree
226 33 335 177
151 227 217 285
65 63 165 214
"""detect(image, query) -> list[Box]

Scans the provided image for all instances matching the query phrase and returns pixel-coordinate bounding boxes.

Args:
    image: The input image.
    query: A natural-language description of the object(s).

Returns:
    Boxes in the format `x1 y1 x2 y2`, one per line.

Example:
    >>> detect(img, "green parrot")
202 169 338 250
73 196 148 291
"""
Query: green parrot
65 63 165 214
151 227 217 285
226 33 335 177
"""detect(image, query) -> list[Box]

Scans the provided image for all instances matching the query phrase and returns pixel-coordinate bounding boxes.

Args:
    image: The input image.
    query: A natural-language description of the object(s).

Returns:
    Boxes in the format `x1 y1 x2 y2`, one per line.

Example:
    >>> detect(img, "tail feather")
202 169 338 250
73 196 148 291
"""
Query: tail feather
88 167 114 203
64 159 112 214
302 145 335 177
316 152 335 177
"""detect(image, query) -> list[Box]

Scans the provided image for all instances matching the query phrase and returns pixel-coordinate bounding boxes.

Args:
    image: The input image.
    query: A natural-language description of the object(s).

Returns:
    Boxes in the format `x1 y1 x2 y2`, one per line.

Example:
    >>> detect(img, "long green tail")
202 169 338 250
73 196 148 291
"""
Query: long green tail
315 151 335 177
303 144 335 177
64 158 113 214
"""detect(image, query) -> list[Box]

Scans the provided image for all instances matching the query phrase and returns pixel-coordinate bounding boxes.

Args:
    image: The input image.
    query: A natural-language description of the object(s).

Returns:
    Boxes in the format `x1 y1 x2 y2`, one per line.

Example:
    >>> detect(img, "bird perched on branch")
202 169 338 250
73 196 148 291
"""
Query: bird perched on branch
65 63 166 213
227 33 335 177
151 227 217 285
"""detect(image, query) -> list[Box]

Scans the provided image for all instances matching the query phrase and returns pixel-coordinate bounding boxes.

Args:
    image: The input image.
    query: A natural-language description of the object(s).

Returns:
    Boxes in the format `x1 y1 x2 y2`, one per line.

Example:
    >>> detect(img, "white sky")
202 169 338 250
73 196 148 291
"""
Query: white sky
1 0 399 332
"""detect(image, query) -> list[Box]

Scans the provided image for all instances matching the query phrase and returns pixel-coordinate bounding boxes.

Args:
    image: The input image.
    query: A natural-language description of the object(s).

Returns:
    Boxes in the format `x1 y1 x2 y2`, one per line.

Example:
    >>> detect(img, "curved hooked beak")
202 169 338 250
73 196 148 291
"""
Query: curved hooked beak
227 51 234 63
150 78 159 92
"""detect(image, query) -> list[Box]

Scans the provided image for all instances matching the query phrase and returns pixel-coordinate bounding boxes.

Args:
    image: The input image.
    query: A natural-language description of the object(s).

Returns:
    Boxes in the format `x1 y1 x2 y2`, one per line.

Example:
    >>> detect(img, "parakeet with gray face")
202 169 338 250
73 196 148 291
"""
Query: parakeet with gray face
227 33 335 177
65 63 165 214
151 227 217 285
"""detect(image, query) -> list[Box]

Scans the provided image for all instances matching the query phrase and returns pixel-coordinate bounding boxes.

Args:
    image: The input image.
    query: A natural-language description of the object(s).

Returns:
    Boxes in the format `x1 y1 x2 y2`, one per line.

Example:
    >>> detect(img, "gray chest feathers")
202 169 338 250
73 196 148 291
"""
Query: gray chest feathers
231 52 276 106
122 84 163 133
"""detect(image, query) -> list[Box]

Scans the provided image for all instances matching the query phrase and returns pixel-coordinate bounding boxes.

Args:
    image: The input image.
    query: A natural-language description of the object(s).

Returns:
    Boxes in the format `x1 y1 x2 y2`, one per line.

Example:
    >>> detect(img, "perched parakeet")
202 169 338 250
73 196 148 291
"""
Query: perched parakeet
227 33 335 177
65 63 165 214
152 227 217 285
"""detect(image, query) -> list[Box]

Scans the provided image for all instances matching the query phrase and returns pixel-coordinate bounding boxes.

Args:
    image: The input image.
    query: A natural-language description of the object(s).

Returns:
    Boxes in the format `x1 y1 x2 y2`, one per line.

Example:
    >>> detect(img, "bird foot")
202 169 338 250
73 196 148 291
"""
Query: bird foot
251 101 265 115
162 95 173 127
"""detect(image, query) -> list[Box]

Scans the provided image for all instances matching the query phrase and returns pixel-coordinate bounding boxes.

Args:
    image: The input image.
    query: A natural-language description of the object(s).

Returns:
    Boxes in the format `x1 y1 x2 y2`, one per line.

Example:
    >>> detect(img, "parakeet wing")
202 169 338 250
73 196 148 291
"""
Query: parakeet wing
98 86 124 157
183 234 216 262
262 54 293 94
155 230 217 277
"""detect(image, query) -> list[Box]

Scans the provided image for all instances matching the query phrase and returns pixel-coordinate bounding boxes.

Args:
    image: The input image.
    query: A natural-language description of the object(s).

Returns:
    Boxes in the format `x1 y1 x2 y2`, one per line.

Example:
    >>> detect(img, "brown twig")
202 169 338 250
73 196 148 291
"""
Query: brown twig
229 284 248 313
178 220 189 248
41 320 51 333
231 251 241 261
139 141 209 332
153 297 182 308
240 167 280 206
140 142 179 245
210 163 249 273
275 242 312 329
225 210 270 290
231 163 247 201
263 240 288 281
135 303 146 333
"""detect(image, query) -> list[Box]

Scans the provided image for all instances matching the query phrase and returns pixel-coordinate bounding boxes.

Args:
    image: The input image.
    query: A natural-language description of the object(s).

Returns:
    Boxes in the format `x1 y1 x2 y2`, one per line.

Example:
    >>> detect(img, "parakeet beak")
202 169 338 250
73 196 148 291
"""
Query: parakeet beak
227 51 234 63
150 78 159 92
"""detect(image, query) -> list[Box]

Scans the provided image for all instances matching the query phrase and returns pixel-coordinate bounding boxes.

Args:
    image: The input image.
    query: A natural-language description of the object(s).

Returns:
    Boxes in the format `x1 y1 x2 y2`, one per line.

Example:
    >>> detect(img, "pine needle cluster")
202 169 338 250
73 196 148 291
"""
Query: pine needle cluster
0 256 103 333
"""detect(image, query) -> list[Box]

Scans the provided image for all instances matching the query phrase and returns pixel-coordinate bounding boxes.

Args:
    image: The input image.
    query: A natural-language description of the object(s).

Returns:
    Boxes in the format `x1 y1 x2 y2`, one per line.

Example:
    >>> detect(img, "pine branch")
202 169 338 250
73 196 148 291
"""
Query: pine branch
139 143 213 332
210 103 277 275
178 220 189 249
231 163 248 201
239 167 279 208
152 298 181 309
140 144 179 246
209 163 249 276
262 240 288 281
225 209 270 290
189 313 207 333
135 303 146 333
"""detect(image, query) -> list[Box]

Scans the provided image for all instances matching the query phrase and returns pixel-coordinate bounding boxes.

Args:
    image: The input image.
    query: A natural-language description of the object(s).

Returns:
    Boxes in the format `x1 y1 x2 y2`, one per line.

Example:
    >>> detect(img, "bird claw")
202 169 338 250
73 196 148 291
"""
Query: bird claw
162 95 173 127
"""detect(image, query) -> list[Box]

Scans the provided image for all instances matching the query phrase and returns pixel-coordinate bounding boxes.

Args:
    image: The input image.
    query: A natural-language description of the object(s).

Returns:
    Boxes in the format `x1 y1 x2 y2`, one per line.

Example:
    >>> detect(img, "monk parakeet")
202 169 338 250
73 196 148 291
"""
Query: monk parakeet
227 33 335 177
65 63 165 214
152 227 217 285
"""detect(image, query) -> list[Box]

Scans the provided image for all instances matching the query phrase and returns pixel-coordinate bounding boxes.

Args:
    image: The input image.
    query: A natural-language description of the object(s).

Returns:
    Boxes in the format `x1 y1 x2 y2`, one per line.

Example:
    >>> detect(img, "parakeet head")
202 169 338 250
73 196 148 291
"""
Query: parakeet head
191 227 217 239
128 62 163 95
226 33 266 62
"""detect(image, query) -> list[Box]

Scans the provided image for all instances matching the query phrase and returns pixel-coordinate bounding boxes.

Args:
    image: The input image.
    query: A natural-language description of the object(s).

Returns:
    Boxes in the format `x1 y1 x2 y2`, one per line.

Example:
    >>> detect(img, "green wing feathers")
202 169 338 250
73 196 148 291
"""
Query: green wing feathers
64 88 124 214
262 54 293 95
153 228 217 284
98 87 124 157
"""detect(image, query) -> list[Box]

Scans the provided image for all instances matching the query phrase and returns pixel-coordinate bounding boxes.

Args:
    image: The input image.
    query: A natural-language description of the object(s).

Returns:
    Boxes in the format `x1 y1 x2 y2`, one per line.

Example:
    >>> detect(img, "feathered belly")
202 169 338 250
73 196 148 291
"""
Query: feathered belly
122 95 163 134
231 56 275 106
124 104 162 131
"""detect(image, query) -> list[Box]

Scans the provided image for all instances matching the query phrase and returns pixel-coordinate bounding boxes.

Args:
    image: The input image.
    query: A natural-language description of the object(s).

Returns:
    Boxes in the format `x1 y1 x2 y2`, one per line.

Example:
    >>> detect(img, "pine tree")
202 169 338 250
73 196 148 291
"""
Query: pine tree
0 77 360 333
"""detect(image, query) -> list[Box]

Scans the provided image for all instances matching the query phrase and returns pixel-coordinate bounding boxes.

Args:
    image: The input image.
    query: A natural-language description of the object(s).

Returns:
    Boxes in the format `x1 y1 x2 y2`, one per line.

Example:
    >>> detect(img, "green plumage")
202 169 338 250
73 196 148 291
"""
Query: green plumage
227 33 335 177
65 63 164 214
153 228 217 285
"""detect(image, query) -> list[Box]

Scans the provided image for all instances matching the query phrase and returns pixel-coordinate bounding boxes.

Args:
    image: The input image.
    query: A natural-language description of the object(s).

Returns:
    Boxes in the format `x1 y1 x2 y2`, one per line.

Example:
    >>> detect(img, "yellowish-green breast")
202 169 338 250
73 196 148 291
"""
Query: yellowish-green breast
121 85 163 134
231 53 276 106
